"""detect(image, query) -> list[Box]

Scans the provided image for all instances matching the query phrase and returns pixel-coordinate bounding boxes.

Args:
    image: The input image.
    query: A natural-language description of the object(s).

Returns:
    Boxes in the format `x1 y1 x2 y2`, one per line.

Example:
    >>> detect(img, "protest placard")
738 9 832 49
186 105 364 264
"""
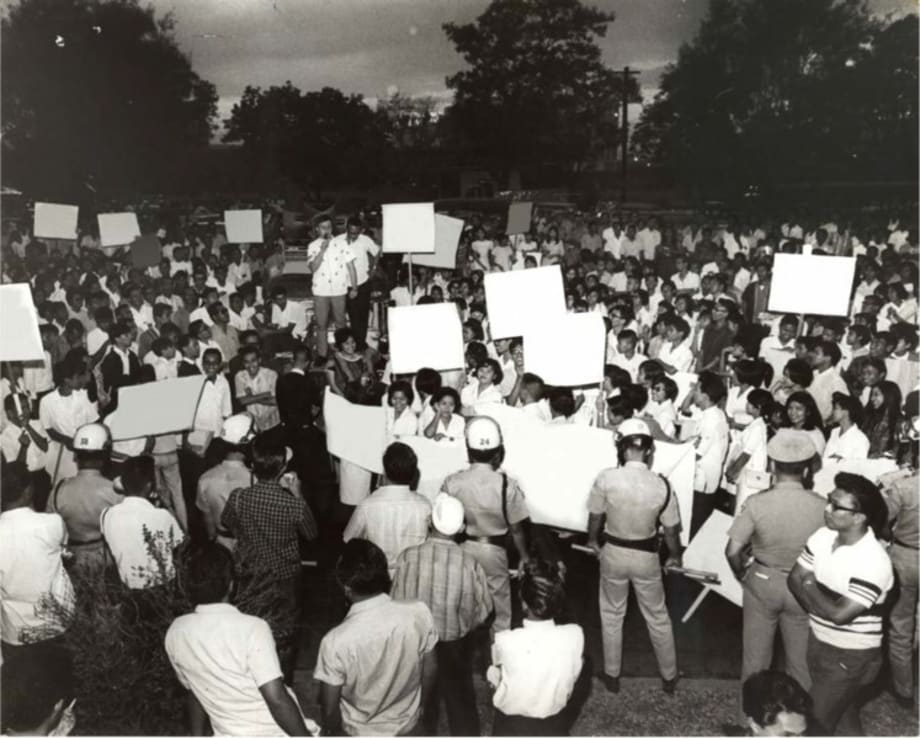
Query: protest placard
130 234 162 268
506 201 533 235
681 511 743 620
104 376 205 440
769 254 857 316
484 265 566 339
388 303 465 374
524 312 605 386
323 388 388 473
33 202 78 240
382 202 436 254
0 284 44 361
402 214 464 269
224 209 264 243
98 212 141 247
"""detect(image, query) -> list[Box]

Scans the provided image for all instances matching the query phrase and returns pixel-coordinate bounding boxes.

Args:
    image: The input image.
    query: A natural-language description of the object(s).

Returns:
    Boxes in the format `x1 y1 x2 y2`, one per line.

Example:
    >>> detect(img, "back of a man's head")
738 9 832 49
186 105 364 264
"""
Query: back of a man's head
0 461 31 512
251 435 285 481
121 455 155 497
336 539 391 599
185 542 234 606
742 670 811 736
382 442 418 487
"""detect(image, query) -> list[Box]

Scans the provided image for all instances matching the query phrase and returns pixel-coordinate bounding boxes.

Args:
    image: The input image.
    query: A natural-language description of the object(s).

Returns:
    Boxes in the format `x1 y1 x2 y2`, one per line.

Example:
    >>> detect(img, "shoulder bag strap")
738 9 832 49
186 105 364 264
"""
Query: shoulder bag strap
501 472 510 529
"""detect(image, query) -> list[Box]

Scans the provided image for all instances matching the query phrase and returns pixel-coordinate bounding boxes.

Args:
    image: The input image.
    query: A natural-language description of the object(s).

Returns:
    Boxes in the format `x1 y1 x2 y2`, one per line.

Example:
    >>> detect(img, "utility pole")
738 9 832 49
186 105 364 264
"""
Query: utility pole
619 65 640 203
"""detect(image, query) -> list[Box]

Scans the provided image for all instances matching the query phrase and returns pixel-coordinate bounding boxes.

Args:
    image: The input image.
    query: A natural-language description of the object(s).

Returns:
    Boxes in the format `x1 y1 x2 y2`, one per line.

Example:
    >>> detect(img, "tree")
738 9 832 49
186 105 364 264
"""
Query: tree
632 0 918 193
376 91 440 151
223 83 389 197
442 0 638 187
1 0 218 200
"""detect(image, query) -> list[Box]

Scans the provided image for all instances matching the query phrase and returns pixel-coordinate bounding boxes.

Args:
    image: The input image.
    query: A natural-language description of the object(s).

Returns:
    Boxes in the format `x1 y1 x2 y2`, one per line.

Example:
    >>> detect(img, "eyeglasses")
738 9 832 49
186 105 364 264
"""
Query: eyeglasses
826 499 858 513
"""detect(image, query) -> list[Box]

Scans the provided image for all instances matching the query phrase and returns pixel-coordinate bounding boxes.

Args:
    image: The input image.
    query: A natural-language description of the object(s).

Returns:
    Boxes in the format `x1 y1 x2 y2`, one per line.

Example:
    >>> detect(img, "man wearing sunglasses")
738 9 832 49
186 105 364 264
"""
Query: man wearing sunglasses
787 472 894 735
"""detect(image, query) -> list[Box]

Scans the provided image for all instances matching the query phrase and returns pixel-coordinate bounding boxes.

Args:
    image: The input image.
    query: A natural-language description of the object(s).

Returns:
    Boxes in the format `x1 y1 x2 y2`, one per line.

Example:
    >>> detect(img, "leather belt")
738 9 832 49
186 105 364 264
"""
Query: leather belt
604 532 659 553
463 534 507 547
754 558 792 574
69 538 103 547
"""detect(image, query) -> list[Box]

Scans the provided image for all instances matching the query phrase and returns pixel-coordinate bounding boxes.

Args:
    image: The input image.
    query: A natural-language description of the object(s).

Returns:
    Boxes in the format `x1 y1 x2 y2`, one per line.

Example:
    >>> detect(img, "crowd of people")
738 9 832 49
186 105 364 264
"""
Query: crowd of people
0 204 918 736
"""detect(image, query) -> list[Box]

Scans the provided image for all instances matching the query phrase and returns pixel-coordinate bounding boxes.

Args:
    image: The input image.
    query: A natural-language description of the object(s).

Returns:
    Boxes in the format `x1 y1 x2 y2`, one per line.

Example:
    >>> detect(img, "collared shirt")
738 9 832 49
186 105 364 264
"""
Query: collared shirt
809 366 849 423
884 473 919 549
658 340 694 373
234 367 280 431
197 459 252 547
220 480 315 581
734 416 768 472
386 407 419 441
271 301 307 340
728 480 826 570
101 497 185 589
460 381 504 408
47 471 123 543
334 233 379 286
694 405 730 493
391 537 492 642
307 237 356 297
313 594 438 737
588 460 681 539
441 467 529 537
343 485 431 573
797 527 893 649
608 349 646 382
165 603 295 737
670 271 700 292
193 375 232 434
487 619 583 718
823 425 870 462
0 419 48 472
0 507 74 645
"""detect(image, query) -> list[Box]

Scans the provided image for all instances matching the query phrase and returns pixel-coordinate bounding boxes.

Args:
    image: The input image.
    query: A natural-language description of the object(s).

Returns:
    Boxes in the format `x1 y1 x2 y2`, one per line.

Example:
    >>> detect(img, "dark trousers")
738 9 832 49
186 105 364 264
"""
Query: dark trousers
178 449 207 543
690 490 717 540
807 632 882 735
30 469 51 512
346 281 372 349
423 634 479 736
492 708 567 736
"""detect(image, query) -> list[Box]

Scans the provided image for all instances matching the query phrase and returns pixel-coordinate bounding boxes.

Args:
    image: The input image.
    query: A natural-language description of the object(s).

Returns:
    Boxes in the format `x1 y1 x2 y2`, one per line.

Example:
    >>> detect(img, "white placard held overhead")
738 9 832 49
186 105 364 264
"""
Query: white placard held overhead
768 254 857 317
388 303 465 375
0 284 44 361
506 202 533 235
104 376 206 440
524 312 605 386
97 212 141 247
224 209 264 244
323 388 388 473
484 265 566 339
403 214 464 269
33 202 78 240
382 203 436 254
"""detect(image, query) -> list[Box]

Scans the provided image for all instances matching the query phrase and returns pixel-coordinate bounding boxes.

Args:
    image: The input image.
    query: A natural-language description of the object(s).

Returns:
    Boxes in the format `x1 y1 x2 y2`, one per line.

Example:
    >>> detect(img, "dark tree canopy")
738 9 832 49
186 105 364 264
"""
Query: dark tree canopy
442 0 638 184
1 0 218 200
223 82 389 196
632 0 919 192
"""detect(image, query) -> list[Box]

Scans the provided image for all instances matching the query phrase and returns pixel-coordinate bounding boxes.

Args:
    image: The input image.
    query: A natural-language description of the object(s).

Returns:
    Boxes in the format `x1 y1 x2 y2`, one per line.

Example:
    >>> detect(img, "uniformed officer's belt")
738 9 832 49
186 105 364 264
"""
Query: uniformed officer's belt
894 539 920 550
754 558 791 574
69 537 103 547
604 533 659 553
463 534 507 547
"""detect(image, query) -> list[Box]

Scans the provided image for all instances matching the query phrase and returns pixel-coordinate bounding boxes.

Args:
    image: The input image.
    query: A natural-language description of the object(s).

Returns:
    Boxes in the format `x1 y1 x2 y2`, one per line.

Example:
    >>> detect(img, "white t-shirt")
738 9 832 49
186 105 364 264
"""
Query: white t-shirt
336 234 379 286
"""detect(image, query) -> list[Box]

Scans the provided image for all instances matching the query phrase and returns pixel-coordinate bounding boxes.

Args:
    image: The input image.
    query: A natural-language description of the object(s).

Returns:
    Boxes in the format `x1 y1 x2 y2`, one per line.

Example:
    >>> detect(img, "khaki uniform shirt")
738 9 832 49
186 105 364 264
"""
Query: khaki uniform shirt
441 466 529 537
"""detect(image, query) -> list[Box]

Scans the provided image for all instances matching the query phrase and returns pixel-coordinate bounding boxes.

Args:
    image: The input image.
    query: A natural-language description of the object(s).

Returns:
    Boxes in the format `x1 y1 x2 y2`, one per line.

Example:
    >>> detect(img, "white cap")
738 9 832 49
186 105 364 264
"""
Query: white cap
465 416 502 451
432 494 465 536
73 423 111 451
219 413 255 445
617 418 651 439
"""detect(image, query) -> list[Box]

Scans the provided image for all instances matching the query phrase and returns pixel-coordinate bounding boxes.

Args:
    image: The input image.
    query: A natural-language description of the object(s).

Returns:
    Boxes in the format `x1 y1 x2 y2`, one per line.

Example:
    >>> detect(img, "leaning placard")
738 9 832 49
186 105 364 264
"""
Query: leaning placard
97 212 141 247
224 209 264 243
388 303 465 374
769 254 857 317
33 202 78 240
524 312 605 386
402 214 464 269
382 202 436 253
681 510 742 613
484 265 566 339
104 376 206 440
0 284 44 361
323 388 387 473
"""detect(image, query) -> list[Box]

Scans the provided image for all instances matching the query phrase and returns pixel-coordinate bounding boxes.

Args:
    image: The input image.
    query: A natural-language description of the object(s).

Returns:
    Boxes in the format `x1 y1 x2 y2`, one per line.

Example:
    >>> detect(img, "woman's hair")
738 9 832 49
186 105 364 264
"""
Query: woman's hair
387 380 415 406
465 341 489 367
519 559 566 621
783 358 814 389
333 327 356 349
747 388 774 416
415 367 442 396
832 391 864 426
785 392 823 432
834 472 888 537
463 318 484 341
655 376 679 402
478 357 504 385
860 380 902 436
336 539 391 597
431 387 461 409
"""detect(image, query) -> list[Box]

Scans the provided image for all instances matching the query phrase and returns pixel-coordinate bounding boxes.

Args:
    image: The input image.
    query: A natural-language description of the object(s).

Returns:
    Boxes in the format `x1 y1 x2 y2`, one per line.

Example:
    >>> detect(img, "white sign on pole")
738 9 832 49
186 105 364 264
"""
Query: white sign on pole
484 265 566 339
0 284 44 361
224 209 264 244
768 254 857 316
97 212 141 247
33 202 78 240
388 303 465 374
524 312 605 386
382 203 436 254
105 376 206 440
402 214 464 269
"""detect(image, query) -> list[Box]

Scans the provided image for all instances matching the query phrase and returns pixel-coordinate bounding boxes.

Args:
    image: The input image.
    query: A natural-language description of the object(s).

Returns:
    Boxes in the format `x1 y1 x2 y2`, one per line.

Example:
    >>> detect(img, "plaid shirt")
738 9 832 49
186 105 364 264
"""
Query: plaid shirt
220 481 316 581
391 537 492 642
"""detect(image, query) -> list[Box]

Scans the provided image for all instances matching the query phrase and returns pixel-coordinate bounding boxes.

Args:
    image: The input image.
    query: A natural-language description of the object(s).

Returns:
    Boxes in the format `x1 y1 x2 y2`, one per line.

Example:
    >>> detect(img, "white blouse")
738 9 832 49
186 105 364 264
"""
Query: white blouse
460 381 504 409
386 406 419 441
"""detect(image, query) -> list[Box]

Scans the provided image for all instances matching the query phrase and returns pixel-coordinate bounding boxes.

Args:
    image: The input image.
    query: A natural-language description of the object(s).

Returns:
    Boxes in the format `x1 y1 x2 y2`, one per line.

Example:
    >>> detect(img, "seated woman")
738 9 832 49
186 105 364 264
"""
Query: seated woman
325 328 375 398
385 380 419 442
860 380 902 458
460 358 505 415
422 388 465 445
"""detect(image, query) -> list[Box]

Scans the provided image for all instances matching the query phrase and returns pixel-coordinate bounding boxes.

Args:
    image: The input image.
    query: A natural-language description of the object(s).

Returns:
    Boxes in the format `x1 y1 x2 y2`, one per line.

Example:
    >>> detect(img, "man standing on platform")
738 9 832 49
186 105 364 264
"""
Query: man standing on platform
336 217 379 351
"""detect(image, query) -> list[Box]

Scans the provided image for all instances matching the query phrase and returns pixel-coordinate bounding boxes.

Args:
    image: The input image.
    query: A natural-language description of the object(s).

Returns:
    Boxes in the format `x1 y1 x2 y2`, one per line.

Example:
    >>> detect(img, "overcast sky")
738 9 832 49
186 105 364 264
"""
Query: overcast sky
146 0 915 129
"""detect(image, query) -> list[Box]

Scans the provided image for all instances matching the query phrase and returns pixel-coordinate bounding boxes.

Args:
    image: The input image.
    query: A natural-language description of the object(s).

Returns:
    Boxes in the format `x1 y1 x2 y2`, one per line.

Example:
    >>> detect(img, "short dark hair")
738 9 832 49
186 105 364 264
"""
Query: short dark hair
251 435 286 480
479 357 504 385
742 671 811 731
109 319 135 341
519 559 566 620
621 384 649 414
784 359 814 388
201 348 222 364
387 380 415 406
747 388 774 416
121 455 155 497
185 542 234 606
336 539 391 597
382 442 418 486
1 461 31 511
606 394 634 420
431 387 461 409
415 368 442 397
834 472 888 536
521 372 545 400
832 391 863 425
697 371 726 404
734 359 767 388
816 340 842 366
654 376 679 402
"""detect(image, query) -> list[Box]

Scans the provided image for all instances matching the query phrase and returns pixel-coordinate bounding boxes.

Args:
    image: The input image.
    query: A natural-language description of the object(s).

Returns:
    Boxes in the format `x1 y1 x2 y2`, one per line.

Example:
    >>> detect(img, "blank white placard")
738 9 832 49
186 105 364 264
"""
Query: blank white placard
97 212 141 247
224 209 264 243
382 203 436 254
403 214 464 269
105 375 205 440
388 303 465 374
769 254 856 317
484 265 566 339
524 312 605 386
33 202 78 240
682 511 742 607
0 284 44 361
324 388 388 473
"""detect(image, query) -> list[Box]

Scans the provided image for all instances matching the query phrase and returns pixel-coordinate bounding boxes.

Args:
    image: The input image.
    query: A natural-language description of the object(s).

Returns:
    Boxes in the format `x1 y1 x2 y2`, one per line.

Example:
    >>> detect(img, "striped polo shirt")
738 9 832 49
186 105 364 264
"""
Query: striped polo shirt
796 526 893 649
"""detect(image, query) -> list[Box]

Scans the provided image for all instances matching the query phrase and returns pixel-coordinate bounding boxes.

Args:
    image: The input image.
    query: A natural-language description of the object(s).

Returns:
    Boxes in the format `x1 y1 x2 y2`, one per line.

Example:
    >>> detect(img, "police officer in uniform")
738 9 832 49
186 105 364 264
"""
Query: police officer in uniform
725 429 826 703
587 418 682 694
440 416 530 634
